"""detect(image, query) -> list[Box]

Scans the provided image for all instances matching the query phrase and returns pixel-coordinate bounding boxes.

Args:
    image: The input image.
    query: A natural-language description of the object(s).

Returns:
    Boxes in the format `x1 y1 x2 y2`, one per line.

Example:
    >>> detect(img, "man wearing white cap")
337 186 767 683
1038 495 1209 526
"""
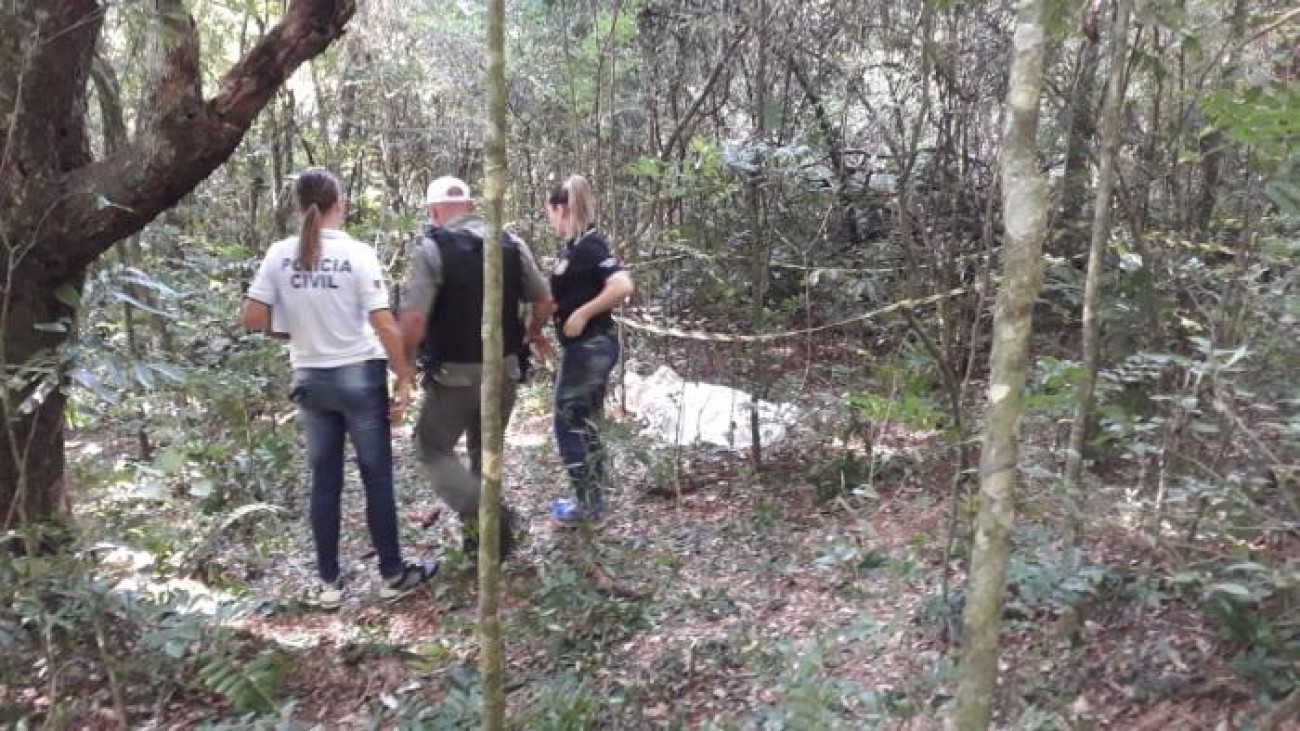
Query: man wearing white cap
399 175 554 563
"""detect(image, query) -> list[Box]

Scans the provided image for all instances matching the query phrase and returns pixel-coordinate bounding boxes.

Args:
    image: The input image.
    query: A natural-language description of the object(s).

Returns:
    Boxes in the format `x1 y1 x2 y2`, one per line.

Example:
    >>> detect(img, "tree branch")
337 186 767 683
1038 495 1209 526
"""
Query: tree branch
1250 6 1300 43
90 52 126 155
659 24 750 160
48 0 357 275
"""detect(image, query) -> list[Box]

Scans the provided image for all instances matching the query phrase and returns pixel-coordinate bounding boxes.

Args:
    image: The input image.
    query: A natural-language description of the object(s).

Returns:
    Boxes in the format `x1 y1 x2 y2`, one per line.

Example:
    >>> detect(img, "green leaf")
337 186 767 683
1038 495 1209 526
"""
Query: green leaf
199 649 288 713
156 448 186 475
119 268 180 298
1221 345 1250 370
1224 562 1271 574
95 194 135 213
1264 180 1300 216
148 363 186 383
132 363 155 390
1205 582 1253 601
1177 147 1201 165
189 479 214 499
69 368 121 405
111 291 172 318
54 282 81 309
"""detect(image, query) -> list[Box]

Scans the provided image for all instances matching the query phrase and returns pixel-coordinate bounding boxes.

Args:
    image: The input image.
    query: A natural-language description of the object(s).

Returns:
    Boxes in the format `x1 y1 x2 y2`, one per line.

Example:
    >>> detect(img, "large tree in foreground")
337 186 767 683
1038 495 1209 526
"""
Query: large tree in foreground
0 0 355 533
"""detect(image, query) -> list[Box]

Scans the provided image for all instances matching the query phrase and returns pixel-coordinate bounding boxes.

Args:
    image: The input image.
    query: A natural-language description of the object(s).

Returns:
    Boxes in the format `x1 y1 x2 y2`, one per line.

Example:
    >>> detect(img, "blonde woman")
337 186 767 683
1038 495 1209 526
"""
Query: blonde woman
544 175 634 526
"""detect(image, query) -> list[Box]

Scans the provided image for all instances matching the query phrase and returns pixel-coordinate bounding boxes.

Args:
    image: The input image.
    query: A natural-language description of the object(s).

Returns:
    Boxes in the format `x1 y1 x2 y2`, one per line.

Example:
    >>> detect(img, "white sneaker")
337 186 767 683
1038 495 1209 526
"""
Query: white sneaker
308 579 343 611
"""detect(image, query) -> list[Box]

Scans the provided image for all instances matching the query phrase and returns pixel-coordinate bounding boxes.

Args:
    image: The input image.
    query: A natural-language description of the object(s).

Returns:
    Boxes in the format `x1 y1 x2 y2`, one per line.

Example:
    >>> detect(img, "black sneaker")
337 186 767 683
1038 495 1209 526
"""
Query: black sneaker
379 560 438 603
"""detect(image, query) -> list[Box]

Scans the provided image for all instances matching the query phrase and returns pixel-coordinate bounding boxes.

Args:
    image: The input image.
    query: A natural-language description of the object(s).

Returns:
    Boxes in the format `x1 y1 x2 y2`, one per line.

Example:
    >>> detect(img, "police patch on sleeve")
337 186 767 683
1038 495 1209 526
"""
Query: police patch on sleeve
598 257 619 269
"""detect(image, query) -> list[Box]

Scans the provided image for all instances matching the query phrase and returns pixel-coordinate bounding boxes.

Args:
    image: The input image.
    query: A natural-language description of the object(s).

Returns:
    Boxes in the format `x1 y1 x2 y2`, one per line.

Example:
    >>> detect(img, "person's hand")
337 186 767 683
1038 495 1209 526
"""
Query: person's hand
390 374 414 423
528 332 554 367
562 311 589 339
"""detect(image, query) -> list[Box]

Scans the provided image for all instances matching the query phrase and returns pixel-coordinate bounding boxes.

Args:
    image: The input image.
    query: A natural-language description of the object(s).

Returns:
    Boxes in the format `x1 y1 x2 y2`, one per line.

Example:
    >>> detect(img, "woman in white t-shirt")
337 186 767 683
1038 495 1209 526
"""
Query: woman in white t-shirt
241 167 435 609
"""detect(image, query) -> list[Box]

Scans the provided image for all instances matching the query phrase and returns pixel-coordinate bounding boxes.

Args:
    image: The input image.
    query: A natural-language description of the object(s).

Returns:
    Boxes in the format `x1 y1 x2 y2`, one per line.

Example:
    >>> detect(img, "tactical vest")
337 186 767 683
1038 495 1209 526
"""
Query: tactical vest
420 226 525 367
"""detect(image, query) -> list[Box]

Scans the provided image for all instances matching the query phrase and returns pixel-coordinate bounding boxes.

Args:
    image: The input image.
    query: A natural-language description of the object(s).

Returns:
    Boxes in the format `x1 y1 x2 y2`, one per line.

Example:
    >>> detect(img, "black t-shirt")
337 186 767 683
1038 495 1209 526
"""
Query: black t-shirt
550 226 623 343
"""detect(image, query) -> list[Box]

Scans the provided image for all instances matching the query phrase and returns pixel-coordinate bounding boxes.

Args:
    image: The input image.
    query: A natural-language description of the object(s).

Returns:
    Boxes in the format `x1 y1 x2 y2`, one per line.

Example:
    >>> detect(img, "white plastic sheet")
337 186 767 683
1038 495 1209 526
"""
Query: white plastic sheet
623 365 800 450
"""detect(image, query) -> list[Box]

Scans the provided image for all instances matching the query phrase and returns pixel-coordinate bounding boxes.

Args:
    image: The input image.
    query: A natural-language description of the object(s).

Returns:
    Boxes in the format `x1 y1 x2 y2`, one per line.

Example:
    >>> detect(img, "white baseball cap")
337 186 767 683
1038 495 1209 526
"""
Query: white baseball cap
425 176 473 205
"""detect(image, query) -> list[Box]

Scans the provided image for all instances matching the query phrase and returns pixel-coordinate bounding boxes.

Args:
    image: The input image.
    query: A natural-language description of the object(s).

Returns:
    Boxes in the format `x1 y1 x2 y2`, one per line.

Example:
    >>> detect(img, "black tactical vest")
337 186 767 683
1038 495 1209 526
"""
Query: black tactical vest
420 226 525 367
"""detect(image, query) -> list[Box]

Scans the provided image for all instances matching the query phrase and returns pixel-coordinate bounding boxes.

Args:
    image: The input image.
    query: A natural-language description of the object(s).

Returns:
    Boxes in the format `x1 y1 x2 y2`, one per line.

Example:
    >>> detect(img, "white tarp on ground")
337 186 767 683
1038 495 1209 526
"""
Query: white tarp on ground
623 365 801 451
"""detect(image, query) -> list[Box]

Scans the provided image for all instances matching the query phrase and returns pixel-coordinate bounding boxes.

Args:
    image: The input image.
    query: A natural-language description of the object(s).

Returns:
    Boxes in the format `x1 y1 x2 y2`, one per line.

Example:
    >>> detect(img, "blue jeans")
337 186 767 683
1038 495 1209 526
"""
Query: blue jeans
291 359 403 582
554 332 619 512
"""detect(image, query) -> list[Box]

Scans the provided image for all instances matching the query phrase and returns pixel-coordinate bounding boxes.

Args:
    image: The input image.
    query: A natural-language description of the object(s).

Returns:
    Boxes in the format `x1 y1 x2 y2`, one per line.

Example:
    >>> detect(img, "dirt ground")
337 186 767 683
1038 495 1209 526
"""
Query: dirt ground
204 378 1282 729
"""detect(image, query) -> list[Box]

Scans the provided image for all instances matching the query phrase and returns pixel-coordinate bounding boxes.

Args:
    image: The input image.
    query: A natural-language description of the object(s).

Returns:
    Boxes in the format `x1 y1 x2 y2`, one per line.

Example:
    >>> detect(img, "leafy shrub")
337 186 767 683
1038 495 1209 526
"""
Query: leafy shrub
1196 561 1299 698
514 673 602 730
0 535 291 726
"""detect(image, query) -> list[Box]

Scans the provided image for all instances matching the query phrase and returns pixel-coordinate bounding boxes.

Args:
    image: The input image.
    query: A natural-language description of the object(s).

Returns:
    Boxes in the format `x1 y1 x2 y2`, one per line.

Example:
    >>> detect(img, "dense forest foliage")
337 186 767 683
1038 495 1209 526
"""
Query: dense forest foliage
0 0 1296 727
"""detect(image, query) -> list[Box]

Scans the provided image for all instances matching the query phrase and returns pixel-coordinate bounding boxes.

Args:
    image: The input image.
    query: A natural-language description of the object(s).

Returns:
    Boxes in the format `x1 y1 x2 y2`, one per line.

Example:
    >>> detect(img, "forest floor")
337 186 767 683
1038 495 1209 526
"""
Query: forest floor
25 348 1295 729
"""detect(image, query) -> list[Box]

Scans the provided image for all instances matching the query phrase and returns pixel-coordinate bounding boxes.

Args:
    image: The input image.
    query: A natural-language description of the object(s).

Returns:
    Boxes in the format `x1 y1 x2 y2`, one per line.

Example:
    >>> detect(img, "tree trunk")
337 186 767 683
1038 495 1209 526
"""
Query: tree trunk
1190 0 1249 233
1063 0 1131 553
478 0 508 728
786 55 861 245
953 0 1049 726
0 339 69 534
1 0 99 535
0 0 355 534
1055 38 1099 255
746 0 770 471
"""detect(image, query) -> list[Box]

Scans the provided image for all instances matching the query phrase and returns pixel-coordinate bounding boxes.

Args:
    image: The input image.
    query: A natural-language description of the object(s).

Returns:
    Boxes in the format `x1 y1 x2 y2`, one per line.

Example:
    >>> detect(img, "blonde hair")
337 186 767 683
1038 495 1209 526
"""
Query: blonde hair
548 174 596 235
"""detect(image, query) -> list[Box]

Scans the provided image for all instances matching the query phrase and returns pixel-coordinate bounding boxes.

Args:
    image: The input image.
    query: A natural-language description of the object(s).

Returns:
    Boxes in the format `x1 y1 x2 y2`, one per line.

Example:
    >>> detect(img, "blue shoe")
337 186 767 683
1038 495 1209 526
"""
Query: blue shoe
551 498 602 528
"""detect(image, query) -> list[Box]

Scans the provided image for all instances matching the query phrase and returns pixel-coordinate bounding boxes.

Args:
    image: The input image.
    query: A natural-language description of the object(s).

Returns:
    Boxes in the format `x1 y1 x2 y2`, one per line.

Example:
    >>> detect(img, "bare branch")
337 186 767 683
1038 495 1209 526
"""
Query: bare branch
659 24 751 160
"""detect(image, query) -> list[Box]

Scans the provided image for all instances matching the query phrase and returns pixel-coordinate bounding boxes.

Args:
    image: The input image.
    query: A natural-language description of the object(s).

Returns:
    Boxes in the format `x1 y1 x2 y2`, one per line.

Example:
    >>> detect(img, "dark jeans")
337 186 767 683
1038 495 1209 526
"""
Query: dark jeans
554 332 619 511
413 374 518 520
292 359 403 583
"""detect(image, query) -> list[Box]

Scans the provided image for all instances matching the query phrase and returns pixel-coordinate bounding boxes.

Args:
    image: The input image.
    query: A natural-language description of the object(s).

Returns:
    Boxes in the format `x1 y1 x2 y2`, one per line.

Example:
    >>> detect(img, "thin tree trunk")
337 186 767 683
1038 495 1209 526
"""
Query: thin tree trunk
90 51 144 358
1191 0 1249 233
787 55 861 245
1055 38 1099 255
1064 0 1131 554
559 0 584 172
953 0 1049 725
478 0 508 727
746 0 770 471
1140 27 1163 230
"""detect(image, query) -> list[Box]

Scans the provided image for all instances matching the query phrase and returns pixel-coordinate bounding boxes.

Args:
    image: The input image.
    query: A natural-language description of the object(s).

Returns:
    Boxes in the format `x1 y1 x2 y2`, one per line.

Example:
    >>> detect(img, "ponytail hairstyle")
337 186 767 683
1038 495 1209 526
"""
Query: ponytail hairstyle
547 174 596 238
295 167 343 269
